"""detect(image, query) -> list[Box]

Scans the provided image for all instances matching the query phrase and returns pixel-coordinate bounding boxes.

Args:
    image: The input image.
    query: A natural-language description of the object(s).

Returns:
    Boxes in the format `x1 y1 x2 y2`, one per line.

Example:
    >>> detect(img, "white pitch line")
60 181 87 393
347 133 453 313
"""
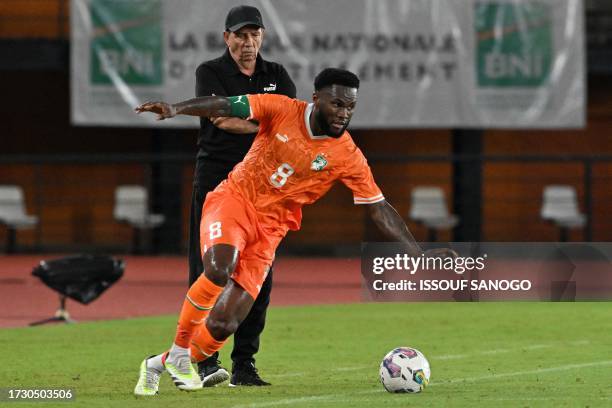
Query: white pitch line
333 366 370 372
480 348 511 355
435 341 574 361
524 344 552 350
435 353 468 360
430 360 612 386
230 360 612 408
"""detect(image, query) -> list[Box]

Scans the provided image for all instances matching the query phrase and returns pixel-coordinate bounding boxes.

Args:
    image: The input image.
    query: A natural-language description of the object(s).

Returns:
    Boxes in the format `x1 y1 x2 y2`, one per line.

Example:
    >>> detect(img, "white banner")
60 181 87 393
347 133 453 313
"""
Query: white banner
71 0 585 128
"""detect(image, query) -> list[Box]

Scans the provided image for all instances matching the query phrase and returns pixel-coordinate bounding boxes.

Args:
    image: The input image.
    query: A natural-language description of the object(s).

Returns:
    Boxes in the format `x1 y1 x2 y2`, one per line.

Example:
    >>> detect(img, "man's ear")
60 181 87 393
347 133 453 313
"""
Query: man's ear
223 31 231 46
312 91 319 105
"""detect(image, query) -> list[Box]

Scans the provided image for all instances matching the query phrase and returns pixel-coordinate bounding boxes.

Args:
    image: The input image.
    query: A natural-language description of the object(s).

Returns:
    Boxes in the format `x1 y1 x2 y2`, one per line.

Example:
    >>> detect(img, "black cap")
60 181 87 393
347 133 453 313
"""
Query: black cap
225 5 265 32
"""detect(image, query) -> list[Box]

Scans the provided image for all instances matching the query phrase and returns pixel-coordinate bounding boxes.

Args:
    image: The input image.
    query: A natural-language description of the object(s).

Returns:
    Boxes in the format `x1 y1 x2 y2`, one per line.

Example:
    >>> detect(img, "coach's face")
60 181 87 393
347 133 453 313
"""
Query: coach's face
224 26 264 66
312 85 358 137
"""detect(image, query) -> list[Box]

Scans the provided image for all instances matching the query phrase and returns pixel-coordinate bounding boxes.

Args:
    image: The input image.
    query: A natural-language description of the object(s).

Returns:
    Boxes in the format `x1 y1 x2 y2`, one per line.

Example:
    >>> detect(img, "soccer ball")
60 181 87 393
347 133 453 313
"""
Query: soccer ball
379 347 431 393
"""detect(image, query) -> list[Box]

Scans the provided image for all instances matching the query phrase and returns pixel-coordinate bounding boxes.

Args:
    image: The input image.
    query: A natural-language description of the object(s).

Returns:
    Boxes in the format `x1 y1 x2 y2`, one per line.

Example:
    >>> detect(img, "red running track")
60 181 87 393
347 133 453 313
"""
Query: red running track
0 255 362 328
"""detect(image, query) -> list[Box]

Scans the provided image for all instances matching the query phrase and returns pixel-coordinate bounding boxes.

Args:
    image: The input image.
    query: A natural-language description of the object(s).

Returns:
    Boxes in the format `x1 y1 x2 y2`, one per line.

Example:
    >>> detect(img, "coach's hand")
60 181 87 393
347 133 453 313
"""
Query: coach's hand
423 248 458 259
135 101 177 120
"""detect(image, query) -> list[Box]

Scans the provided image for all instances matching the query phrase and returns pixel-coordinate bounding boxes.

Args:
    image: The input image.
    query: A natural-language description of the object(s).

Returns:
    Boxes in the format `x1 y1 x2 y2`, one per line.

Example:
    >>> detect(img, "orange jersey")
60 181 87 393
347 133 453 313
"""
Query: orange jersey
221 93 383 232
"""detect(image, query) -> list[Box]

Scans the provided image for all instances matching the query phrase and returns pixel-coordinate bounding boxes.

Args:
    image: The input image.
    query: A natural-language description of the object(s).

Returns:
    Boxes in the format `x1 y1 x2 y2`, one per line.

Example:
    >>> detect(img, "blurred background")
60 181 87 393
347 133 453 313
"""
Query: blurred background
0 0 611 257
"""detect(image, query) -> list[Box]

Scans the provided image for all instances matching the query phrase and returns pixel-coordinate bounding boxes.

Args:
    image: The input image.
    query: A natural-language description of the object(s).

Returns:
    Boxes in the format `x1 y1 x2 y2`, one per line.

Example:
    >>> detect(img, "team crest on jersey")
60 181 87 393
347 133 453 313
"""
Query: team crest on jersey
310 154 328 171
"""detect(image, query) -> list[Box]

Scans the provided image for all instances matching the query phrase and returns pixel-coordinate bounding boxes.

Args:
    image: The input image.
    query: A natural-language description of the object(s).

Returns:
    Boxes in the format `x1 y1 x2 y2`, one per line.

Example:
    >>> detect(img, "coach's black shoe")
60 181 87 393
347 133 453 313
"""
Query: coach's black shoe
198 356 229 387
229 361 271 386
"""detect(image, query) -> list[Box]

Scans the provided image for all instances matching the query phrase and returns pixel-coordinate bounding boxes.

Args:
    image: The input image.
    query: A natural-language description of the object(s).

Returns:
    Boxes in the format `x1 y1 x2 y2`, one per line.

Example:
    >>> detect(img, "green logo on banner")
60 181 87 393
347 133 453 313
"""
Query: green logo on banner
90 0 162 85
475 1 552 87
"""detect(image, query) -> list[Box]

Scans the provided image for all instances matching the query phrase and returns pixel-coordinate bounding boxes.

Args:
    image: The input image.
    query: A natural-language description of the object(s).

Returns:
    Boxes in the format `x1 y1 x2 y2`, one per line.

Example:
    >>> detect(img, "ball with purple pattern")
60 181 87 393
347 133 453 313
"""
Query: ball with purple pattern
379 347 431 393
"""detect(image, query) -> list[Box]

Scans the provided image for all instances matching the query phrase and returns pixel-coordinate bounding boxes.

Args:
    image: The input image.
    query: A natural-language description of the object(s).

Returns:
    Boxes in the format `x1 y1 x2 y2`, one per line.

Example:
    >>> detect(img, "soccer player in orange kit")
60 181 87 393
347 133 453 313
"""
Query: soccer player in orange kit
133 68 455 394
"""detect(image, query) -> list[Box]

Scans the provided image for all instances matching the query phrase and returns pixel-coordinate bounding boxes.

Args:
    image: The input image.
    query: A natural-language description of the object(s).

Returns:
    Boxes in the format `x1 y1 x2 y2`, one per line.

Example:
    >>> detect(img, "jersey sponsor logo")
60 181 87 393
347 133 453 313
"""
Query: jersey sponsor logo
275 133 289 143
310 154 328 171
263 83 277 92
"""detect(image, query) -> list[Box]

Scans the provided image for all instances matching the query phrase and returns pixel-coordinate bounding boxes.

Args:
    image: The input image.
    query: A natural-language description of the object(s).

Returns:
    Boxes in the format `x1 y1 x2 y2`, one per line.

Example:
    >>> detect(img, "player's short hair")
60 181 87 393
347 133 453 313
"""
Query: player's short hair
314 68 360 91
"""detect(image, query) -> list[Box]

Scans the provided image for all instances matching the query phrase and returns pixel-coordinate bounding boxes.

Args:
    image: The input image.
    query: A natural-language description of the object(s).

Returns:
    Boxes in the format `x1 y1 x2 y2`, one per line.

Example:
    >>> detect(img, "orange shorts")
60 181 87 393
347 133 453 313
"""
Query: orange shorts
200 186 283 299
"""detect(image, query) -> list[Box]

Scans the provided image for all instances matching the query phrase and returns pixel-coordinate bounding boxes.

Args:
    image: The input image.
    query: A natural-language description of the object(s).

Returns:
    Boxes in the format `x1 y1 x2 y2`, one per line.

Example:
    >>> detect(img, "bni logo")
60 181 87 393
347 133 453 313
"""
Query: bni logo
90 0 163 85
475 1 552 87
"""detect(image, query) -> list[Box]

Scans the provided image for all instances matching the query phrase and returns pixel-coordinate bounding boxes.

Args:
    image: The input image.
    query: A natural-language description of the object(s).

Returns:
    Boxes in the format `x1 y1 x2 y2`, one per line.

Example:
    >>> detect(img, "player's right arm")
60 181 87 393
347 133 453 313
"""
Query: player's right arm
367 201 456 259
340 144 457 260
134 95 251 121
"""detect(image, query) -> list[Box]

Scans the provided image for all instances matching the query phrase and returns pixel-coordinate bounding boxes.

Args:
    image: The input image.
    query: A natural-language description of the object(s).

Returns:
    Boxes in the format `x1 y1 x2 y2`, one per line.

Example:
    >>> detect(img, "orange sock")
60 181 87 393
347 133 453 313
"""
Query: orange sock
174 274 224 348
190 321 227 361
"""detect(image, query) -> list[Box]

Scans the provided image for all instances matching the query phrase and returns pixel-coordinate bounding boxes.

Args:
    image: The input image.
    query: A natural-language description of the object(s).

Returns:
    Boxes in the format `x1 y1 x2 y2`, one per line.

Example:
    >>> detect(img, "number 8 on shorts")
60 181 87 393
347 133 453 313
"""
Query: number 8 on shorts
209 221 222 239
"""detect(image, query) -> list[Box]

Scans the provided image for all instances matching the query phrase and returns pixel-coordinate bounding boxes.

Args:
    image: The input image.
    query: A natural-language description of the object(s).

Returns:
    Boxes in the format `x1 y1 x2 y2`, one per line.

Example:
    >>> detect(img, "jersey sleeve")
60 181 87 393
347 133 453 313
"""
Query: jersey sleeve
246 94 292 126
339 145 385 205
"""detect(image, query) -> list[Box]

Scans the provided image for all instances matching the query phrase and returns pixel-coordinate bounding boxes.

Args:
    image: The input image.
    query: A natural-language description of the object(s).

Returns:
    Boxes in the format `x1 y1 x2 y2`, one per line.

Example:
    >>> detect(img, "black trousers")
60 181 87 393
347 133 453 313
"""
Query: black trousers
188 183 272 366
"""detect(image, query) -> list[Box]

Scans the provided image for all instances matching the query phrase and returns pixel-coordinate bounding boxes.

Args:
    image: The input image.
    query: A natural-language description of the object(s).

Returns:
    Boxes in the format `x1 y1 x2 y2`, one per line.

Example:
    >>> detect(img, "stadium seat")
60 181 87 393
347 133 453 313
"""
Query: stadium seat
113 185 165 254
0 185 39 253
540 185 586 242
409 186 459 242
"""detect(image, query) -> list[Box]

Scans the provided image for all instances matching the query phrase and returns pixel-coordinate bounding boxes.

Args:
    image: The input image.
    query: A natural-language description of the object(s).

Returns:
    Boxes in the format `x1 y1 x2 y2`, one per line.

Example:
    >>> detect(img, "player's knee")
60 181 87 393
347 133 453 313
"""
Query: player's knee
204 262 233 286
202 245 239 286
206 315 239 340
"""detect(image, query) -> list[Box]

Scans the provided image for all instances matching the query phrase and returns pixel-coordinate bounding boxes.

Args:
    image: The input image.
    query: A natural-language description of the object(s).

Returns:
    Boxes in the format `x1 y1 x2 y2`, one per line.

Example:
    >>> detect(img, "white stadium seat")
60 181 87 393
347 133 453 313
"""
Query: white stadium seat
113 185 165 253
0 185 38 253
409 186 459 242
540 185 586 241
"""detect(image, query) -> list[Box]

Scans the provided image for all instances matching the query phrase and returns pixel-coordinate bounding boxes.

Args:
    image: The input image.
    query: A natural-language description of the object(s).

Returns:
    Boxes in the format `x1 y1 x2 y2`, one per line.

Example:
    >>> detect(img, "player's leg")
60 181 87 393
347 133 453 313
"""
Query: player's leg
190 235 277 377
178 188 249 350
188 185 231 385
189 279 256 360
135 191 249 394
161 244 238 391
173 189 258 389
136 186 210 396
230 268 273 386
135 244 232 395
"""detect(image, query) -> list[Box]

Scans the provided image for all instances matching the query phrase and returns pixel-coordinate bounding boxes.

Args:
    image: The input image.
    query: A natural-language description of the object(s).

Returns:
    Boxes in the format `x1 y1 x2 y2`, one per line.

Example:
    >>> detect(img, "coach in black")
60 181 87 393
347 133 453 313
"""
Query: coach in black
189 5 296 387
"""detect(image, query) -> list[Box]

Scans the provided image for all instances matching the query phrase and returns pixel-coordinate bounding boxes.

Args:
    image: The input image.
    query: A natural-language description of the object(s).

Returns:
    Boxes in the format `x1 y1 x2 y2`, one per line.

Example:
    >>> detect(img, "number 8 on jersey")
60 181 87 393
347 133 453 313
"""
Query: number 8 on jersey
269 163 295 188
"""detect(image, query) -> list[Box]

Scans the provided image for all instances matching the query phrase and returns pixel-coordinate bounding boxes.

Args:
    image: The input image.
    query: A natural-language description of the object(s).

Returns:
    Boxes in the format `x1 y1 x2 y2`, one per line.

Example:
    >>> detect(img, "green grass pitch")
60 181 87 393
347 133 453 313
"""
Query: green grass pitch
3 302 612 407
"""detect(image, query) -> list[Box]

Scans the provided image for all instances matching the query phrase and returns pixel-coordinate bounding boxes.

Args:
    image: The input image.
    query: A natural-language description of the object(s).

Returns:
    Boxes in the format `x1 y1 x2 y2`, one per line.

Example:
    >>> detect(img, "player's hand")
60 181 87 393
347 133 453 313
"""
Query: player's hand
423 248 458 259
134 101 177 120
